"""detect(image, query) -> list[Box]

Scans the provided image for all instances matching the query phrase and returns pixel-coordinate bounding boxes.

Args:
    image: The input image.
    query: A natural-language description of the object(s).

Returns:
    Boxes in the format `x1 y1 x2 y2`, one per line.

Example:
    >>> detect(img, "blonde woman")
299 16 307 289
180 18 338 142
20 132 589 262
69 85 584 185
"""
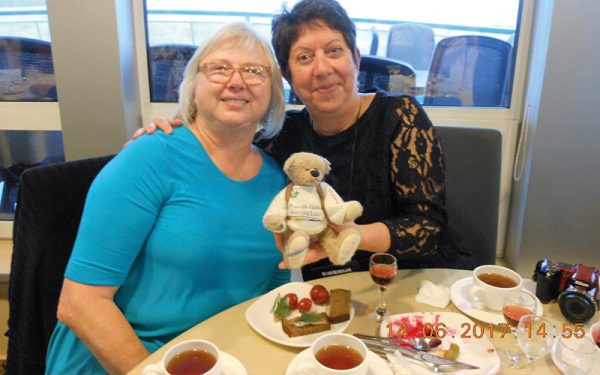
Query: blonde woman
45 23 288 374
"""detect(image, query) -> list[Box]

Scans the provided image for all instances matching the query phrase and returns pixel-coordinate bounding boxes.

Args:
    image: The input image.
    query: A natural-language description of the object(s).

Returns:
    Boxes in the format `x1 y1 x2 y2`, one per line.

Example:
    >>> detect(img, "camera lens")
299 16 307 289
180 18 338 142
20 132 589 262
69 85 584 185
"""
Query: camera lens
558 292 596 323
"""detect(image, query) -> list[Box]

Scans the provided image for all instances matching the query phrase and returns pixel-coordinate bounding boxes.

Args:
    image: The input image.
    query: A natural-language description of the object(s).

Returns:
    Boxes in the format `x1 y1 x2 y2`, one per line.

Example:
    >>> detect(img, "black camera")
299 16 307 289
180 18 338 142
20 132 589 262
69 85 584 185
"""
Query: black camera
533 259 600 323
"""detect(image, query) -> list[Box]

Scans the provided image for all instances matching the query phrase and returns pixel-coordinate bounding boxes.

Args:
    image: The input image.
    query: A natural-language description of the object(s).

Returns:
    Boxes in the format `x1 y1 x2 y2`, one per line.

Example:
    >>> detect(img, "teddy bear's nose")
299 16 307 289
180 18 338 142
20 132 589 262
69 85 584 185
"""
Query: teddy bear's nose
310 169 320 178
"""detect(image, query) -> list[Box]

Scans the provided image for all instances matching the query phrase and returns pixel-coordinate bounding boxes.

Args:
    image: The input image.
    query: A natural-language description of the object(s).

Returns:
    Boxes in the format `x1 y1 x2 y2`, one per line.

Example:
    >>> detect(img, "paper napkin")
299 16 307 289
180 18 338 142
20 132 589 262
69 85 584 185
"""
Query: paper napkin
415 280 451 308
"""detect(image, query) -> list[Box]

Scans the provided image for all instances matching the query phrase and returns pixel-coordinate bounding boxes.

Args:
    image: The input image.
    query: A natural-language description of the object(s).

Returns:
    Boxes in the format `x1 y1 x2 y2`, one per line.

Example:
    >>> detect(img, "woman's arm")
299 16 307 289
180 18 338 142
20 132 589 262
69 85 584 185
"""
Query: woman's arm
57 279 149 374
382 97 447 259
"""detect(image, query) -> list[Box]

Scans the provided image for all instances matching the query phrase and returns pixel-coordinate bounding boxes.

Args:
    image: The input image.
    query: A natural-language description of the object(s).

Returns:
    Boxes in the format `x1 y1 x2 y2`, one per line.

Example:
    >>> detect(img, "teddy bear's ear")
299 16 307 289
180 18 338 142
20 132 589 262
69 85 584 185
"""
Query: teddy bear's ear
322 157 331 174
283 154 295 173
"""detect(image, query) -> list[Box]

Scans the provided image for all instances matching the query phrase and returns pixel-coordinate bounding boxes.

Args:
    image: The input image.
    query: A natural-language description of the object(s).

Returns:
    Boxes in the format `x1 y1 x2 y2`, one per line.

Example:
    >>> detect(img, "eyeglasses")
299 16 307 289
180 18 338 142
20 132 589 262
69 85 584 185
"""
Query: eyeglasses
199 62 270 85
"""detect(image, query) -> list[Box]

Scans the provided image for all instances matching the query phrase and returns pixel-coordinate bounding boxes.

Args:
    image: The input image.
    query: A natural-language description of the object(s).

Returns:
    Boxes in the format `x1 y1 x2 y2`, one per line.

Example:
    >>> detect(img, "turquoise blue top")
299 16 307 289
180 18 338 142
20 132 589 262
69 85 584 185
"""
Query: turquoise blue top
45 126 289 374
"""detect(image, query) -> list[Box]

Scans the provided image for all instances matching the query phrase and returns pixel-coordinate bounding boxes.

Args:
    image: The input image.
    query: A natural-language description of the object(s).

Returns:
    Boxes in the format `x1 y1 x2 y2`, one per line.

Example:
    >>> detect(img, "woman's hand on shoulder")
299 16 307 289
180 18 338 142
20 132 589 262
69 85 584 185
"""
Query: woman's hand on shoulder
123 118 183 147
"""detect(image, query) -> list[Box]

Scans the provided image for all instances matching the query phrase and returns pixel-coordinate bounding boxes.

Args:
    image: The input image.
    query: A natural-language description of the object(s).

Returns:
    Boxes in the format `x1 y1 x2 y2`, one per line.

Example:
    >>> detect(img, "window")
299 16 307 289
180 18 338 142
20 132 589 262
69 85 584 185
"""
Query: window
0 1 56 102
143 0 521 107
0 1 63 226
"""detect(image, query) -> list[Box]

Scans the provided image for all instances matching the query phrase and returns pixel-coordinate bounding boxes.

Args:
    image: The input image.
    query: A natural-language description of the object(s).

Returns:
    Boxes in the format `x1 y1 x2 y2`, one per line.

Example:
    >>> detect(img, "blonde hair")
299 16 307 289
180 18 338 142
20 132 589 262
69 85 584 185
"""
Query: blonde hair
173 22 285 139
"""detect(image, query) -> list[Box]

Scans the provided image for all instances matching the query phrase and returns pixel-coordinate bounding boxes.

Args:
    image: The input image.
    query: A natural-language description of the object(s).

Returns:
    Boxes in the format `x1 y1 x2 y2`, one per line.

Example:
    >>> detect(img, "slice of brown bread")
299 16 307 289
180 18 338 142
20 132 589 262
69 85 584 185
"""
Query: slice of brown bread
281 312 331 337
328 289 352 324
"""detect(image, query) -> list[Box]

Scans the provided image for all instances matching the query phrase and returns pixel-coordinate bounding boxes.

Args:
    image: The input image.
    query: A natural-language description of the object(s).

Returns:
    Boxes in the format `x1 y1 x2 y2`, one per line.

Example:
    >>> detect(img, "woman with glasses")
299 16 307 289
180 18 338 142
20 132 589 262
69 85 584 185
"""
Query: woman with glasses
140 0 471 281
45 23 289 374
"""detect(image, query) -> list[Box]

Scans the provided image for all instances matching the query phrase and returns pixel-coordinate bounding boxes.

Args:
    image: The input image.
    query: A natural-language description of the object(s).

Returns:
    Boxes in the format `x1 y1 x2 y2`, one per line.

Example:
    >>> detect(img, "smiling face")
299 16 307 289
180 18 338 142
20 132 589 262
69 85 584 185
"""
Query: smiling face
287 20 360 117
194 41 272 133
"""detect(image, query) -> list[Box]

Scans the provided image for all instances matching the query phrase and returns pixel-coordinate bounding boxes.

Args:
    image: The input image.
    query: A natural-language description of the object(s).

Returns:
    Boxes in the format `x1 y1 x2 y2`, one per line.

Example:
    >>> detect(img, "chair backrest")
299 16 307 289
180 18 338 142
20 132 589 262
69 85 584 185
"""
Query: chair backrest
424 35 512 107
148 44 197 102
358 55 416 95
435 126 502 267
369 26 379 55
386 23 435 71
6 155 113 374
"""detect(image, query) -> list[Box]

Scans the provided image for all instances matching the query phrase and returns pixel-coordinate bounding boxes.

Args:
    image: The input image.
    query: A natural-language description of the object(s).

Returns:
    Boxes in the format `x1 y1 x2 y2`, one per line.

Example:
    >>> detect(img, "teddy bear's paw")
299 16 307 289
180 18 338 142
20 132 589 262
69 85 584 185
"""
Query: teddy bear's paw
285 232 309 269
332 230 361 265
263 214 285 232
343 201 364 222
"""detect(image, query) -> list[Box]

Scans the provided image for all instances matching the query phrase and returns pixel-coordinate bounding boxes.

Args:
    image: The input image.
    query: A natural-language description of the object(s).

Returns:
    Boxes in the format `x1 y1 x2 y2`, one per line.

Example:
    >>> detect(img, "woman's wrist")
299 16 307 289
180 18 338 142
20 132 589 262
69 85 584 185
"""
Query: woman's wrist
357 222 391 253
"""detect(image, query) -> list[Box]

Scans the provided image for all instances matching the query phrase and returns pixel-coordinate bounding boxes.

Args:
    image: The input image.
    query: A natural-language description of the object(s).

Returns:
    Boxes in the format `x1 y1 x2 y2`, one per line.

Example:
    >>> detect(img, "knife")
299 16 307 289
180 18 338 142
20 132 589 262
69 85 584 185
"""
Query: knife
355 336 480 372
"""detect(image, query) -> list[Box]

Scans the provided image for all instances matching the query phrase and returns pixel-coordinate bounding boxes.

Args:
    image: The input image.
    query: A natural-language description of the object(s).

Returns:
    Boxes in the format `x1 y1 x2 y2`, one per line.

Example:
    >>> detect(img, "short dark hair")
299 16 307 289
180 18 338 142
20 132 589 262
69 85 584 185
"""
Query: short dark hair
271 0 358 81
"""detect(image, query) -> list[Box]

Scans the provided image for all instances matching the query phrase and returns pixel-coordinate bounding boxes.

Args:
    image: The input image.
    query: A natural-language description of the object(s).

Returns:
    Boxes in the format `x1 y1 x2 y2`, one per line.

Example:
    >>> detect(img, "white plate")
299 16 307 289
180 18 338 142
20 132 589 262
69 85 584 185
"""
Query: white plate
143 351 246 375
285 347 392 375
379 312 500 375
449 277 543 325
245 282 354 348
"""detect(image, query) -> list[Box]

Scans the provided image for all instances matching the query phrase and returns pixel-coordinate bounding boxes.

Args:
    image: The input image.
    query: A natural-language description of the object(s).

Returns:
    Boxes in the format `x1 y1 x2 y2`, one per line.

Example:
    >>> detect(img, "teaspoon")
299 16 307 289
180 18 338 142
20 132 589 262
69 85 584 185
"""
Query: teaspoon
353 333 442 351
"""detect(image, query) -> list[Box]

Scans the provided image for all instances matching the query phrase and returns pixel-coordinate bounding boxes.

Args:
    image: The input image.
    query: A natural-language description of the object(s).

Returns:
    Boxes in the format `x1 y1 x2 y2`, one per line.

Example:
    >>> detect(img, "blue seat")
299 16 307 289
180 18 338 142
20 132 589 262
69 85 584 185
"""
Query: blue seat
148 44 197 102
386 23 435 71
424 36 512 107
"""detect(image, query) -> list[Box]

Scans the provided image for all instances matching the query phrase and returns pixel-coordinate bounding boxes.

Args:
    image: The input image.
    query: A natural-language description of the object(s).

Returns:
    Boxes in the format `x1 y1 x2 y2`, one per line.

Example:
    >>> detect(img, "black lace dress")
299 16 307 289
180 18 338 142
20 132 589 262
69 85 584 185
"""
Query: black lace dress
258 92 472 280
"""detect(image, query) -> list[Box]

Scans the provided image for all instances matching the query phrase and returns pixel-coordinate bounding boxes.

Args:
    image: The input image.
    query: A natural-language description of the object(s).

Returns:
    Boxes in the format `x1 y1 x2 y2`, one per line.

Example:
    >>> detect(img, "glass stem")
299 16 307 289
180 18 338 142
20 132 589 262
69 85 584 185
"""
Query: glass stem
377 286 387 314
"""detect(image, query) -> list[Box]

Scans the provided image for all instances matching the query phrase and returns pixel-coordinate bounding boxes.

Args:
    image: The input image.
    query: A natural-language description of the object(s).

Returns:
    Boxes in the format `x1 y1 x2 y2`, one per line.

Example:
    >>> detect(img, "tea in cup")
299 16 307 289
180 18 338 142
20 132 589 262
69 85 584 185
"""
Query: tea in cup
310 333 368 375
470 265 523 311
143 339 221 375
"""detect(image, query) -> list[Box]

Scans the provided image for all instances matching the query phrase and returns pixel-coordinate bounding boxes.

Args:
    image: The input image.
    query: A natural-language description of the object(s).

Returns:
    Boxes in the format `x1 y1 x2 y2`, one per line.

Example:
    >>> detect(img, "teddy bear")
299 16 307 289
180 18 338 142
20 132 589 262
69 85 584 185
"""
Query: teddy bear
263 152 363 269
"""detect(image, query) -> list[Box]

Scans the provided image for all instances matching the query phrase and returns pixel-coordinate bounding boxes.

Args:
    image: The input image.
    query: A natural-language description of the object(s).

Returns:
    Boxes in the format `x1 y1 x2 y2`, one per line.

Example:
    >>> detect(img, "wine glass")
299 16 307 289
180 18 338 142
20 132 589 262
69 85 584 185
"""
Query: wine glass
500 290 537 368
514 314 556 371
369 253 397 322
552 334 597 374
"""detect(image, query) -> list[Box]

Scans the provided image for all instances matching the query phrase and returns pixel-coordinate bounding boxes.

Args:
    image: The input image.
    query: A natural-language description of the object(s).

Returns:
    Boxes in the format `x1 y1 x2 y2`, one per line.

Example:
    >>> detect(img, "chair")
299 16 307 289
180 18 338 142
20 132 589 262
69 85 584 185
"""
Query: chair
0 36 56 100
148 44 197 102
386 23 435 71
6 155 113 374
424 35 512 107
369 26 379 55
358 55 416 95
435 126 502 267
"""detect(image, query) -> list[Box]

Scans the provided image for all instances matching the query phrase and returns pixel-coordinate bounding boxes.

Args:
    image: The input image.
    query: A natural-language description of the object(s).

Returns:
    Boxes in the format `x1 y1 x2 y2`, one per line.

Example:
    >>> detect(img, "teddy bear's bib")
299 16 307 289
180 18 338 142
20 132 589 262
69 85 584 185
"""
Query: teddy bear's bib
286 185 327 234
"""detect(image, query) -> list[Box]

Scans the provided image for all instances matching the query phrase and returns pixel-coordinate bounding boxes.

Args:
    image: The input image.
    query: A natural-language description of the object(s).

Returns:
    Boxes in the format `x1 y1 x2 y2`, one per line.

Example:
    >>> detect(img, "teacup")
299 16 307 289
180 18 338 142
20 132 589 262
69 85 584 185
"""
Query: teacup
469 265 523 311
143 339 221 375
310 333 368 375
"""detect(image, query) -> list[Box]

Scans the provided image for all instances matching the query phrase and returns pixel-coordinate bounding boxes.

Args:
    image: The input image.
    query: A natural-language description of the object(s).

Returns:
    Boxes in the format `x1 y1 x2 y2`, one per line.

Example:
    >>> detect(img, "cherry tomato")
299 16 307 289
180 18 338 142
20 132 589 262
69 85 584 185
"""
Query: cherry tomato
297 298 313 313
284 293 298 310
310 284 330 305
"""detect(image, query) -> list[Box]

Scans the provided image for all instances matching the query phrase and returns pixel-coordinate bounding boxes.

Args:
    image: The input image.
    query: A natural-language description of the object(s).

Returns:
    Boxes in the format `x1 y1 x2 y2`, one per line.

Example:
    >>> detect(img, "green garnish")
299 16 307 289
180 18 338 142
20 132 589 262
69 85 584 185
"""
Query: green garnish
299 312 321 323
271 294 291 321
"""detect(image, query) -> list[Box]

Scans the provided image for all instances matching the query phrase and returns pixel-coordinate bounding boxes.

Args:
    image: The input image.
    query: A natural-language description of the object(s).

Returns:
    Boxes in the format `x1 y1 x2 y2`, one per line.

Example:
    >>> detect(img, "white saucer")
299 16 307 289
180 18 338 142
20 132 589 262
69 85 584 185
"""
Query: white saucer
449 277 543 325
285 348 392 375
143 351 247 375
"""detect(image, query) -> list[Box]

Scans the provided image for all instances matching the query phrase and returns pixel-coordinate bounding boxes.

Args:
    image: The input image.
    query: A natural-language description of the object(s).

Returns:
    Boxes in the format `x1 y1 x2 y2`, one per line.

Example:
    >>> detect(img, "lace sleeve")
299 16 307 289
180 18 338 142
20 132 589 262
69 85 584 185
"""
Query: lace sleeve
382 96 447 260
